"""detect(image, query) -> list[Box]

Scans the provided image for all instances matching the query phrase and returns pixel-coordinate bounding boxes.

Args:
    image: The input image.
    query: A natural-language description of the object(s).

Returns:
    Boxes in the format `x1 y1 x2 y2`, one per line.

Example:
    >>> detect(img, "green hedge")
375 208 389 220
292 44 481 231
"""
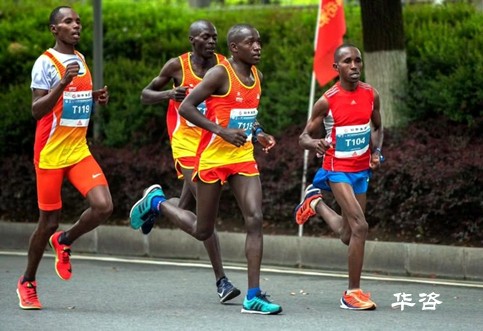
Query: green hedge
403 4 483 124
0 2 481 155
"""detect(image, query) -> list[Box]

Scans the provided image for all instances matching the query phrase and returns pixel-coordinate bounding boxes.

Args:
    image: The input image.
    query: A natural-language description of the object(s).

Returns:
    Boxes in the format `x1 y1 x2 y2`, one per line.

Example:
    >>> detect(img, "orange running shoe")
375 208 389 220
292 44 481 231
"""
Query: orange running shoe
49 231 72 280
294 185 323 225
17 276 42 310
340 289 377 310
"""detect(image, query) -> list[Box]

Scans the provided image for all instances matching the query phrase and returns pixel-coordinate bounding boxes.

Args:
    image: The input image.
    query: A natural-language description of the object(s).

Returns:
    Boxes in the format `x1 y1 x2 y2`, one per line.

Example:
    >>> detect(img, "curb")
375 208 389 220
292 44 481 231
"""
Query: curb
1 221 481 281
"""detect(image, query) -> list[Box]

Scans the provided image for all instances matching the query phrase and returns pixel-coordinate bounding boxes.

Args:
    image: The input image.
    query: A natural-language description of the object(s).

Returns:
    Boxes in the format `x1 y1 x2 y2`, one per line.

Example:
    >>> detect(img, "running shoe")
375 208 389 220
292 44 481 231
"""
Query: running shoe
294 184 323 225
49 231 72 280
140 213 157 235
217 277 241 303
340 289 377 310
16 276 42 310
130 184 165 230
241 292 282 315
139 186 163 235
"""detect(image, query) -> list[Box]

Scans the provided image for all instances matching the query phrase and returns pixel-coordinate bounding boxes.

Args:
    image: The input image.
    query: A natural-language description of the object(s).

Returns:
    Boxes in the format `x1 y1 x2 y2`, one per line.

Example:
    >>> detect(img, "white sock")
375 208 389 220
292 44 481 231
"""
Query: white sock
309 197 322 211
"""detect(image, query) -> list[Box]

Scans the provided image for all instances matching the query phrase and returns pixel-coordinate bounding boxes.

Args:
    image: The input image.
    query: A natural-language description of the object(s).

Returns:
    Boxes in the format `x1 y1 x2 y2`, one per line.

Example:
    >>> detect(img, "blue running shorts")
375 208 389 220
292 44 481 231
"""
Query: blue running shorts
312 169 372 195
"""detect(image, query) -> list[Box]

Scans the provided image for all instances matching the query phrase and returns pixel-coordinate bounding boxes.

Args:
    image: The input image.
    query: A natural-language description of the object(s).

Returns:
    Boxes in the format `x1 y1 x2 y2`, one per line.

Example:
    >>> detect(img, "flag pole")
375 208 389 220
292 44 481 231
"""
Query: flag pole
299 1 322 238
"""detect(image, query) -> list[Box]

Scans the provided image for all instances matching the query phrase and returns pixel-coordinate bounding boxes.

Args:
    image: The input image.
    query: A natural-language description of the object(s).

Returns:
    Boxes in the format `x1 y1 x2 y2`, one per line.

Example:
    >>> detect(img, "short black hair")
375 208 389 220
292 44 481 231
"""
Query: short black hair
189 20 215 37
333 43 359 62
49 6 71 26
226 24 255 47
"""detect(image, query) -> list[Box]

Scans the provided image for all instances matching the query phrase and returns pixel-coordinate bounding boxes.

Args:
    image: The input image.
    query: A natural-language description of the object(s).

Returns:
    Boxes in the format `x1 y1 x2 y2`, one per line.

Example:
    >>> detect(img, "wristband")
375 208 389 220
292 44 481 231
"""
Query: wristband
374 148 385 163
254 127 264 136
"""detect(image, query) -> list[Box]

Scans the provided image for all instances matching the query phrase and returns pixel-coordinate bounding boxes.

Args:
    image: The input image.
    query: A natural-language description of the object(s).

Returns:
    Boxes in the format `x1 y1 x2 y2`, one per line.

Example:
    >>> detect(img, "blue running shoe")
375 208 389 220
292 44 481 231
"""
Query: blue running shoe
241 293 282 315
217 277 241 304
130 184 165 230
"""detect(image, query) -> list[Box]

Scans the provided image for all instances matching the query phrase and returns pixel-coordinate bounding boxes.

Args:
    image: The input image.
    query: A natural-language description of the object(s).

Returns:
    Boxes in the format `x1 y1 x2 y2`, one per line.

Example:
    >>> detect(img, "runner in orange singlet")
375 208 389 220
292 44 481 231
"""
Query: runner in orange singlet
138 20 240 303
295 44 384 310
130 24 281 315
17 6 112 310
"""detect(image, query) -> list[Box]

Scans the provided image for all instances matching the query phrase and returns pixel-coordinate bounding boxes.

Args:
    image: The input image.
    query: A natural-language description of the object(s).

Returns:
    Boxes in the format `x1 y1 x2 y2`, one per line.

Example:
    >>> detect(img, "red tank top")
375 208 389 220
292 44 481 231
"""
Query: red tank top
322 81 375 172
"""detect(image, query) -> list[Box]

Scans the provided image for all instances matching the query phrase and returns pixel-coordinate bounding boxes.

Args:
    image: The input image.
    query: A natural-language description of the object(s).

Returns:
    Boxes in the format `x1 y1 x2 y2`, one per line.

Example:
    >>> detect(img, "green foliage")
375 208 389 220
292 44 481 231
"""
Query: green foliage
403 4 483 125
0 1 481 153
0 84 35 155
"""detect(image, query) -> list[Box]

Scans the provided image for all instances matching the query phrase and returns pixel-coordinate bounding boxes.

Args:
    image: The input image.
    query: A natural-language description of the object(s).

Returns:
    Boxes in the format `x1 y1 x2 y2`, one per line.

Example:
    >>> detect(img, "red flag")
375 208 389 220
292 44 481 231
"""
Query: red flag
313 0 346 87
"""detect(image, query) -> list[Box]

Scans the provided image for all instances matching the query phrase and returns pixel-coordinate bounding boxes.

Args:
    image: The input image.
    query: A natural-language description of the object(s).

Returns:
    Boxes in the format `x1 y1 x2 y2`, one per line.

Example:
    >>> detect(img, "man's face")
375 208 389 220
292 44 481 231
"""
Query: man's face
191 25 217 58
334 47 363 83
233 28 262 65
51 8 82 45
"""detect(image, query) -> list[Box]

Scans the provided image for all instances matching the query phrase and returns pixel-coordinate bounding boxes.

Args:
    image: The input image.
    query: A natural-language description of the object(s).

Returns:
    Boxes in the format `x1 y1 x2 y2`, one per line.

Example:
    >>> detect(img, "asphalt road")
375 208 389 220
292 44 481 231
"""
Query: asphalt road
1 251 482 331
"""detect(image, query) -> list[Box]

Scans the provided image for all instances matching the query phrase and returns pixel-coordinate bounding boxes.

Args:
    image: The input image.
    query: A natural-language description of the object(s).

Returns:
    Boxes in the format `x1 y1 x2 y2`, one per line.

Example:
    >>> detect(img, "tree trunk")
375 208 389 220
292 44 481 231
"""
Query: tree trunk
189 0 211 8
360 0 408 127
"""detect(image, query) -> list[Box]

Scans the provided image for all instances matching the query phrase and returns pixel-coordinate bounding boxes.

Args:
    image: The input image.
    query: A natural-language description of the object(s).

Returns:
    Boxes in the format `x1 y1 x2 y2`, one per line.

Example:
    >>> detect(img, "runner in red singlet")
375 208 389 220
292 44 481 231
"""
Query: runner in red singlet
295 44 384 311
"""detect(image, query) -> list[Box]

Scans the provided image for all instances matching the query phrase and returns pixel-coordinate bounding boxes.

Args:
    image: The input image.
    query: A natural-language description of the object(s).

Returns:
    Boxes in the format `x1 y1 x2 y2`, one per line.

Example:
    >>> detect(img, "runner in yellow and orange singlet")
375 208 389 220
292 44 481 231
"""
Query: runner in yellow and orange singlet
17 6 112 310
137 20 241 304
129 24 280 315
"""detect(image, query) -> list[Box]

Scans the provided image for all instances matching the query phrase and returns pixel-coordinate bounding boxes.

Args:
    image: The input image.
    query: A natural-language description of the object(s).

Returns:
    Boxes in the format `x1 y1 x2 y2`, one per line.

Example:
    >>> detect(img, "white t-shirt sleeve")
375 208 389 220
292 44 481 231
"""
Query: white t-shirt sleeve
30 54 59 91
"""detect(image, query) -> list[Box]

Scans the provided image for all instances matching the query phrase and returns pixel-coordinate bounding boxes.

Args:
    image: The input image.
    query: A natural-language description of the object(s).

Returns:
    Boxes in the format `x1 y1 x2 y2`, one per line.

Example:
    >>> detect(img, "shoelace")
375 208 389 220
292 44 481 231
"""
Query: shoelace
345 290 373 305
257 292 273 303
299 196 319 215
61 248 71 263
356 291 372 300
24 282 39 302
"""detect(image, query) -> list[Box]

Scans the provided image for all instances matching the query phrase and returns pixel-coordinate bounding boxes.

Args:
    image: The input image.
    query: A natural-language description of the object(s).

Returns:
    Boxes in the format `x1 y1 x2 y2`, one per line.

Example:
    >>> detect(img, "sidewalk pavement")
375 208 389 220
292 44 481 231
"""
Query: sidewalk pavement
1 221 482 282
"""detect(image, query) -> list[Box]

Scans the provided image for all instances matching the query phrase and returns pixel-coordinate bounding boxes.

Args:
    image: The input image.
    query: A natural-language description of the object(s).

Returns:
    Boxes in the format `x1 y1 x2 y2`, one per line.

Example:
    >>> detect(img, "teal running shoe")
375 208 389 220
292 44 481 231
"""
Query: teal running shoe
241 292 282 315
129 184 165 230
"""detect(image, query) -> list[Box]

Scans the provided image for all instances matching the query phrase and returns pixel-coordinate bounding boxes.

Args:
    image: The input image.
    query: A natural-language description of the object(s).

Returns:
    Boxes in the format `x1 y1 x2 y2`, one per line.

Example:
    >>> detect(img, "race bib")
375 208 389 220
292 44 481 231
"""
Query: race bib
60 90 92 127
334 122 371 158
227 108 258 140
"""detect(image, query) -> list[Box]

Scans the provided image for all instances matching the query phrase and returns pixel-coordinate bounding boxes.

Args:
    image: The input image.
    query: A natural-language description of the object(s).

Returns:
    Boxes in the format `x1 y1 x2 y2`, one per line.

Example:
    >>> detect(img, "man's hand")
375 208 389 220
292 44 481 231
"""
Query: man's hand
93 85 109 105
219 128 248 148
314 138 333 157
256 132 276 153
60 62 80 86
369 151 383 169
170 86 188 102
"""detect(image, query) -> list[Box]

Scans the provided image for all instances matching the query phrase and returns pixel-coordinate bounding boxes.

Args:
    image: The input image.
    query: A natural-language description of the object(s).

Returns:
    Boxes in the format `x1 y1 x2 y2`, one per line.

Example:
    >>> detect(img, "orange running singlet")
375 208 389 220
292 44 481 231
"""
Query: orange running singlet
167 52 226 162
196 60 262 171
33 50 93 169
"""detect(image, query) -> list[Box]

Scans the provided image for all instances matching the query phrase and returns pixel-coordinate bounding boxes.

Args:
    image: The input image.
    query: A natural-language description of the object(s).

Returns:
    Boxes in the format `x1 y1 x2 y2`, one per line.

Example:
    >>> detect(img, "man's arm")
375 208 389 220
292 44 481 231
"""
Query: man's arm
140 57 187 105
179 66 247 147
299 95 332 155
370 89 384 169
31 62 80 120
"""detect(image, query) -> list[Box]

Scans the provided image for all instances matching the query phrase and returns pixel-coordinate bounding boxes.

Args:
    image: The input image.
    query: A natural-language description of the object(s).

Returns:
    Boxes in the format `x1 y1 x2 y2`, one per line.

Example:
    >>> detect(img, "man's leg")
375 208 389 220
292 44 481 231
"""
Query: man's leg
24 210 61 280
178 169 240 302
160 180 221 241
228 175 263 290
180 169 227 282
59 156 113 244
230 175 282 315
18 166 64 310
329 182 367 290
314 197 351 245
62 185 113 243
